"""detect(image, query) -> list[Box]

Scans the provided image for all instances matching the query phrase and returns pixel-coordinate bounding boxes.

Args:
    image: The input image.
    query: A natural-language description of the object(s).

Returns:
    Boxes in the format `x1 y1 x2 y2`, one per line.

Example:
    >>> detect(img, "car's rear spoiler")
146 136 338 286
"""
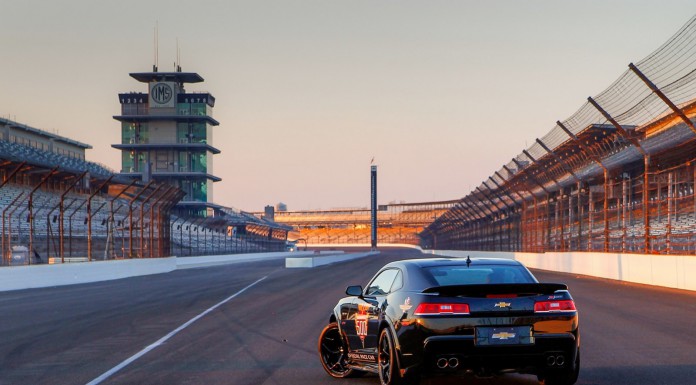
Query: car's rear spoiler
421 283 568 297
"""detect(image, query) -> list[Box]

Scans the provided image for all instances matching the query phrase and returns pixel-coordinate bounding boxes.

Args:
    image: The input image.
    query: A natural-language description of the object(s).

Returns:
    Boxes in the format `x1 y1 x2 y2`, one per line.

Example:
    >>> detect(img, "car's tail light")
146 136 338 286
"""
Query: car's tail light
534 300 576 313
414 303 470 315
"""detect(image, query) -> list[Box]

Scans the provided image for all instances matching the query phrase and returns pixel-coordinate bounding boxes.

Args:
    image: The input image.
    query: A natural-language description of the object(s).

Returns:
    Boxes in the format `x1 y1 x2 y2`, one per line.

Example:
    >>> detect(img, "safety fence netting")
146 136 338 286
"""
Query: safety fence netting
423 15 696 255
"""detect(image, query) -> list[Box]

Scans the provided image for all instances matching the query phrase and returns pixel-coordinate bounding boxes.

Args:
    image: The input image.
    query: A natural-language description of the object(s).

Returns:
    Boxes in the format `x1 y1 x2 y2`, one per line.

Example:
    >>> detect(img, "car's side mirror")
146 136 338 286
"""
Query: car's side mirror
346 285 363 297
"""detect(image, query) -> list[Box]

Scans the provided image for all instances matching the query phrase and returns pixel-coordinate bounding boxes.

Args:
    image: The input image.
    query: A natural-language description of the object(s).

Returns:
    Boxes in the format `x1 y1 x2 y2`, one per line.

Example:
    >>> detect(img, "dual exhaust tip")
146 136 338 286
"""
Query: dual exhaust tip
546 355 565 367
436 357 459 369
438 354 564 369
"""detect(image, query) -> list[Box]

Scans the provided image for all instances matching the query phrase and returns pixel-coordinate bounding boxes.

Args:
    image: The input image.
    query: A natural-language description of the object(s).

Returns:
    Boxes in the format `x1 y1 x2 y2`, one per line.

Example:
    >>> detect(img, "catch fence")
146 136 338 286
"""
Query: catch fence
422 15 696 255
0 167 182 265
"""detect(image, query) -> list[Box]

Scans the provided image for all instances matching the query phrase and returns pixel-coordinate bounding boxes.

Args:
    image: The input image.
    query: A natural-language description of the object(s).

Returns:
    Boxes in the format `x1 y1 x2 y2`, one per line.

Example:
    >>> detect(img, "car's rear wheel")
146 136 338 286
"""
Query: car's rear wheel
541 349 580 385
318 322 355 378
378 328 419 385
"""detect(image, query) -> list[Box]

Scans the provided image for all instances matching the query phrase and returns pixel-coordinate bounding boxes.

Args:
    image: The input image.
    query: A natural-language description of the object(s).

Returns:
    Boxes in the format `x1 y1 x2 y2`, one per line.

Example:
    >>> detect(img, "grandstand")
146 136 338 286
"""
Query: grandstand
0 134 178 265
0 118 289 266
263 200 457 245
170 205 290 256
422 14 696 256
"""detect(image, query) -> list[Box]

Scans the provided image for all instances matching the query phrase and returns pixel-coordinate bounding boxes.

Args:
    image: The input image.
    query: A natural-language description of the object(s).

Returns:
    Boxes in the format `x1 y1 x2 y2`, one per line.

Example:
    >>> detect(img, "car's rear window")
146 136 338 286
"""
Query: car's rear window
423 265 536 286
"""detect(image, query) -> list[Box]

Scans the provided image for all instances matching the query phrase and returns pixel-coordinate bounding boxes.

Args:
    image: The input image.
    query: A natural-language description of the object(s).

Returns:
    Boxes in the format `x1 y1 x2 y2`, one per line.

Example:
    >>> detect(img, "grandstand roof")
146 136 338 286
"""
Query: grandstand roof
0 118 92 149
0 140 115 178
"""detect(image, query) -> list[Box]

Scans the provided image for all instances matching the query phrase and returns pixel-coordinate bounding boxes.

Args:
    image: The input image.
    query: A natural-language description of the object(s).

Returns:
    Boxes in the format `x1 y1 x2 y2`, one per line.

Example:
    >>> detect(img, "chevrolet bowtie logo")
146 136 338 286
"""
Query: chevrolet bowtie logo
494 302 512 308
492 332 516 340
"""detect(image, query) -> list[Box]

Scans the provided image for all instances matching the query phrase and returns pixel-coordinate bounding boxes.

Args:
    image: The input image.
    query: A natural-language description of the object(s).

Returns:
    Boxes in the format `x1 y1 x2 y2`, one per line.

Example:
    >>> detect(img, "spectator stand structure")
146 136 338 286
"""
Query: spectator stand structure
263 200 457 245
170 205 291 256
0 115 291 266
0 138 182 266
421 15 696 255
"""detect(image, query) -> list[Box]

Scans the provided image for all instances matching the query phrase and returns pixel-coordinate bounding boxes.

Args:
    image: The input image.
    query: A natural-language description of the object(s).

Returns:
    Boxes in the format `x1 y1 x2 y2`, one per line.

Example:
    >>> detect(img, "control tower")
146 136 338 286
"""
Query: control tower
113 69 221 216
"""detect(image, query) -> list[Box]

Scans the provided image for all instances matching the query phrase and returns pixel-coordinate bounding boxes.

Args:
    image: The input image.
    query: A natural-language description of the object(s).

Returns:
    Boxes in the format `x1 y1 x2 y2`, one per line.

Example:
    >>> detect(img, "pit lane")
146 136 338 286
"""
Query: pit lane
0 248 694 384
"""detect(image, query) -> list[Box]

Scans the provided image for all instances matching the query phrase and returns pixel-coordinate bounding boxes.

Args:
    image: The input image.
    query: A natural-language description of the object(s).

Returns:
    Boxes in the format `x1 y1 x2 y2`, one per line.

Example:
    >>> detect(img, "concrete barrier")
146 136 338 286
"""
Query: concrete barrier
8 247 690 293
429 250 696 292
286 251 379 268
48 257 89 264
0 257 177 292
305 243 422 250
0 251 311 292
177 251 321 269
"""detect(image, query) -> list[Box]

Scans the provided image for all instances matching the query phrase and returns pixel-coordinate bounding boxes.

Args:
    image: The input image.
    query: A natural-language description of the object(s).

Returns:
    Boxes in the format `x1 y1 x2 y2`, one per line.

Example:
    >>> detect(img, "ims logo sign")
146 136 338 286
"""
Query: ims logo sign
150 82 175 107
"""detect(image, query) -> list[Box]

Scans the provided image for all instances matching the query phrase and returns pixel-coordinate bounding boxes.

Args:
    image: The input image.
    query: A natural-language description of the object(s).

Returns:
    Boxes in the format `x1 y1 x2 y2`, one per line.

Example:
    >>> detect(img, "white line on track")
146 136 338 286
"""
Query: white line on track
86 275 268 385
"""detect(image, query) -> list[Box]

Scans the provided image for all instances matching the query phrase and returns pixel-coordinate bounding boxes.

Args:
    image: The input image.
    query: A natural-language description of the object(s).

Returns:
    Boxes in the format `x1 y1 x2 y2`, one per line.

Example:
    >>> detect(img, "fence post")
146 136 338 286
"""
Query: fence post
87 175 114 261
127 181 154 258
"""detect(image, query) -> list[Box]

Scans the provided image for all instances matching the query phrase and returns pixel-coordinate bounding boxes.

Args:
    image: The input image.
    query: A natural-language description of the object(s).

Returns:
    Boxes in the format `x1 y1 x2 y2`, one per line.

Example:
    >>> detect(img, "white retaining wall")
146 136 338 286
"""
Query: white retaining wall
429 250 696 292
0 257 178 291
305 243 421 249
286 251 378 268
177 251 316 269
5 247 693 292
0 252 310 292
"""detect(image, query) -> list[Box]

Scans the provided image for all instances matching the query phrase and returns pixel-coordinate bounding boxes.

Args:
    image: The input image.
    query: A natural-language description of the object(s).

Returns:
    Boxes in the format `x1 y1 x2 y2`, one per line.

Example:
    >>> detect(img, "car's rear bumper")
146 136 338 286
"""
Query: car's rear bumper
418 333 577 374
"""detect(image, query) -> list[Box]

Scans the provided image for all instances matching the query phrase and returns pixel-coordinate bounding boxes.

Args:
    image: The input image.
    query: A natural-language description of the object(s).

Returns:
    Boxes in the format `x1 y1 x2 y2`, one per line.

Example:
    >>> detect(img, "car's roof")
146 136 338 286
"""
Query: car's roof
367 258 534 291
388 257 523 268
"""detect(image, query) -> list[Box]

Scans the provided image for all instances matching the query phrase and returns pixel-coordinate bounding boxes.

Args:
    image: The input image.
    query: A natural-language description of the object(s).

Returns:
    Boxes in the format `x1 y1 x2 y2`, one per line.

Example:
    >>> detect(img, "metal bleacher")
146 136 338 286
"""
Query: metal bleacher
0 140 113 178
0 133 289 264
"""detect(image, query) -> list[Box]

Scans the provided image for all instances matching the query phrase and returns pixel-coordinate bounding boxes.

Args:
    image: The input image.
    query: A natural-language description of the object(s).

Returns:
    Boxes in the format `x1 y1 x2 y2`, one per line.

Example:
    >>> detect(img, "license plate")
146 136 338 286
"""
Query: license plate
475 326 533 346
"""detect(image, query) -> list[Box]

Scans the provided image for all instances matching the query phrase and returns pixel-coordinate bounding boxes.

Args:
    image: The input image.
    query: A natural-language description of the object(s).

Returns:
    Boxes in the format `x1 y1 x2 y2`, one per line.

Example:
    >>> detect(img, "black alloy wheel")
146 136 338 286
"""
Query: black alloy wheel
318 322 354 378
379 328 417 385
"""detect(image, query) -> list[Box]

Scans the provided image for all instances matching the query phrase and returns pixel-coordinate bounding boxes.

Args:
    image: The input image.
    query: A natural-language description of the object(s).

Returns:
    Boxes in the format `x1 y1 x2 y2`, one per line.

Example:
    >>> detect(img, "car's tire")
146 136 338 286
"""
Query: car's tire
541 349 580 385
318 322 357 378
378 328 419 385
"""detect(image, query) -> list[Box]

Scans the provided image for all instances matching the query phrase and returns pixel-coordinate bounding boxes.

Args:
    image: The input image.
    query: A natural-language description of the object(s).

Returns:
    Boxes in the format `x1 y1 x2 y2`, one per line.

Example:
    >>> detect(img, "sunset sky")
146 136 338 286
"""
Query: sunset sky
2 1 695 211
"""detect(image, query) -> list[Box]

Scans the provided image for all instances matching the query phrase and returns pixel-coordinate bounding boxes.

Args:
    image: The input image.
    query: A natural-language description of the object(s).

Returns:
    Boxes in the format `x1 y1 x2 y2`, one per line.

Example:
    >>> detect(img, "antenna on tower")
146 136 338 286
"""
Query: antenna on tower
176 37 182 72
153 21 159 72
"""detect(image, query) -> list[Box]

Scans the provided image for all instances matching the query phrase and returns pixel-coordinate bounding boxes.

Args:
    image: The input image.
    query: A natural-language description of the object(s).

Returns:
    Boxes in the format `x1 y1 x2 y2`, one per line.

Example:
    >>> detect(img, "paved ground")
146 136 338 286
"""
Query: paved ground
1 248 695 385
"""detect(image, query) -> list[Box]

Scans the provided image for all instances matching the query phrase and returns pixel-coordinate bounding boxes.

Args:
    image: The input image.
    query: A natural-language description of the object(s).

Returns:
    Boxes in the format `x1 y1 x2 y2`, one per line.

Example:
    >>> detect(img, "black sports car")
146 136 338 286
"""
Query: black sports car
318 257 579 385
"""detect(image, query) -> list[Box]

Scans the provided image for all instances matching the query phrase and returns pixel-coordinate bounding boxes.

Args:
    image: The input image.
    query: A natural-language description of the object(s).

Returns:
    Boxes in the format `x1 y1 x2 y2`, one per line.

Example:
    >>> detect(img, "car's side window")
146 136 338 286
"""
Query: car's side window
365 269 399 296
390 270 403 292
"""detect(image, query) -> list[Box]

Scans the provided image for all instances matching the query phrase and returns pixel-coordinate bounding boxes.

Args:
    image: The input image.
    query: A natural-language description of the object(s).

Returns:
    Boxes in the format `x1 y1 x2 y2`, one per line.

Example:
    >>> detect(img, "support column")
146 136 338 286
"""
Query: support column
645 156 651 253
557 121 611 252
494 171 527 251
622 177 628 251
476 185 510 251
487 178 518 251
28 167 58 264
128 181 153 258
667 172 673 253
534 139 584 251
87 175 113 261
588 96 650 253
510 159 552 252
588 188 594 251
604 170 610 252
577 181 584 250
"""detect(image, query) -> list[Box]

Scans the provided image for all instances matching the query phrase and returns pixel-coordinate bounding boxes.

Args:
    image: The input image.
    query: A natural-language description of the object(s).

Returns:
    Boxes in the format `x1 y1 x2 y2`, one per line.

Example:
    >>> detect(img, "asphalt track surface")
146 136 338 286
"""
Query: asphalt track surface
1 248 695 385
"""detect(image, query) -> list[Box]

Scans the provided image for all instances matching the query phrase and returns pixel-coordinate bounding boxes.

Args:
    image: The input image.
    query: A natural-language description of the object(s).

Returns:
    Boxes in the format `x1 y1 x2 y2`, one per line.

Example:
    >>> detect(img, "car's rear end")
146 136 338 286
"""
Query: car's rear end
395 261 579 383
